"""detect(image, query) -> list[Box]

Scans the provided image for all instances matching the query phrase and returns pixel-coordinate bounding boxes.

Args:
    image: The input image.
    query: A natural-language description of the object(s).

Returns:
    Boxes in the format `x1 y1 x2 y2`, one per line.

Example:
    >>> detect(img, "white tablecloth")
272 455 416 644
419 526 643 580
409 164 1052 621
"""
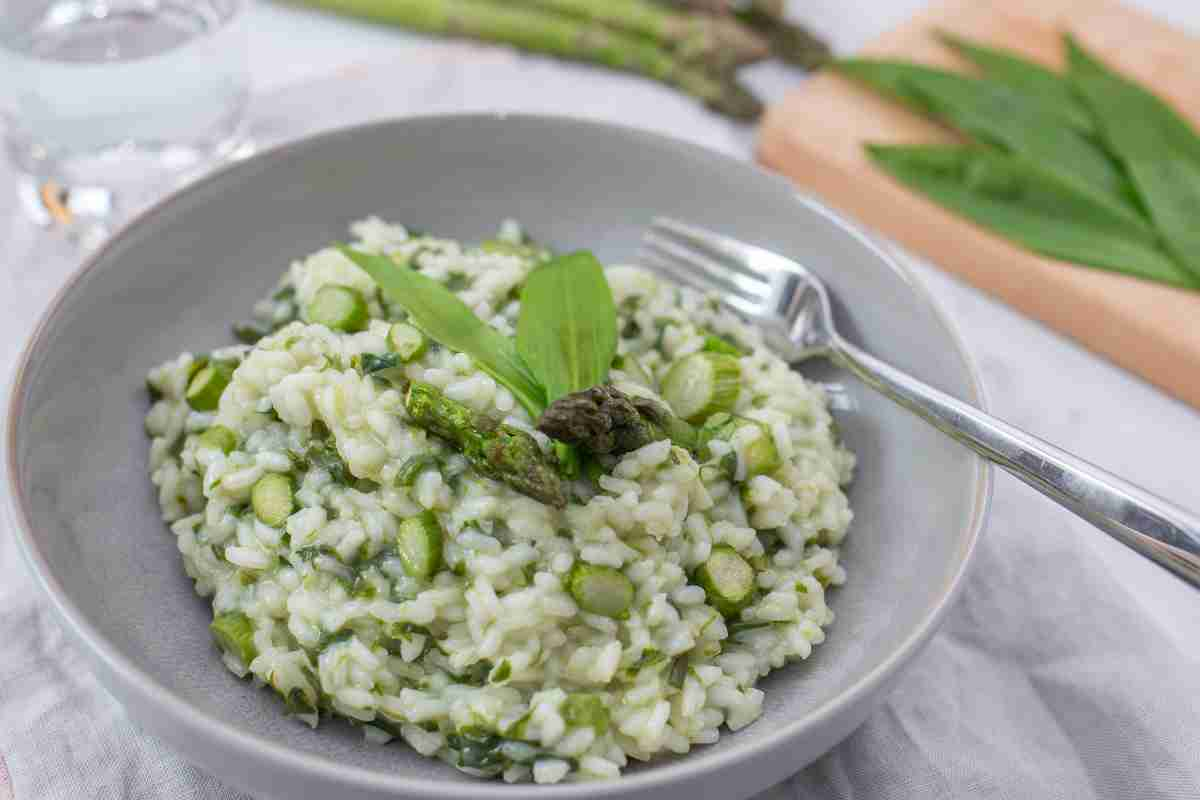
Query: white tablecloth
3 4 1200 797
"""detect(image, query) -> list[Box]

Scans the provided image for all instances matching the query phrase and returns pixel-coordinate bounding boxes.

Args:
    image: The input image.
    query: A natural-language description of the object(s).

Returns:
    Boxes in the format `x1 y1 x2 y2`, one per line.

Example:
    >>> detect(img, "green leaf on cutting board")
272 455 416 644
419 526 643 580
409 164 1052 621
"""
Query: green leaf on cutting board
834 58 1139 211
1065 35 1200 282
866 144 1200 290
934 31 1095 134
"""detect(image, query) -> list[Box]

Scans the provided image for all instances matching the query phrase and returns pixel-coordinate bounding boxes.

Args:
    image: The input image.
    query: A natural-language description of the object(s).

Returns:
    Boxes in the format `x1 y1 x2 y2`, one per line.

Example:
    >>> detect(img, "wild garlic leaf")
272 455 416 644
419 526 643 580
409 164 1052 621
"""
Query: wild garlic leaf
934 31 1095 134
337 246 547 417
1065 35 1200 282
835 58 1139 212
516 251 618 404
867 144 1199 289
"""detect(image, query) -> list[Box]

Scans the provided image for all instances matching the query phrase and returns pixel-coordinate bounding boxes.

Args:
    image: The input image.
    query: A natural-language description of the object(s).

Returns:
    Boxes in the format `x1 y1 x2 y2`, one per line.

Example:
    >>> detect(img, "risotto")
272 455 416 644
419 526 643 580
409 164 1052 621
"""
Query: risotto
143 217 855 784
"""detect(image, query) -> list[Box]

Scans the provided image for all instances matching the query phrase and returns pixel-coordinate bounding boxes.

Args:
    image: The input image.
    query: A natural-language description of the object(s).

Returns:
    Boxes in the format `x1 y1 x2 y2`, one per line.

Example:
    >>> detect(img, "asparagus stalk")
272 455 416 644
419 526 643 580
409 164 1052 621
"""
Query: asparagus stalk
537 384 697 456
657 0 831 68
292 0 763 120
405 381 568 507
517 0 769 70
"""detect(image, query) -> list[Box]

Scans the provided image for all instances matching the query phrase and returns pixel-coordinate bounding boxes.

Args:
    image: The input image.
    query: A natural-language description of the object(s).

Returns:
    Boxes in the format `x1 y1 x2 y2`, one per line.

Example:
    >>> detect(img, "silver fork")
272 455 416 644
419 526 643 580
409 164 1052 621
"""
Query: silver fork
641 217 1200 588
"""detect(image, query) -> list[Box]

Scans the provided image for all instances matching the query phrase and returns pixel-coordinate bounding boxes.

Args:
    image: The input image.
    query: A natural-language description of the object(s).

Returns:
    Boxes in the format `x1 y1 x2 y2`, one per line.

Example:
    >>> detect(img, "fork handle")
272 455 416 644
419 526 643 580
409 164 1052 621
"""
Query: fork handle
830 336 1200 588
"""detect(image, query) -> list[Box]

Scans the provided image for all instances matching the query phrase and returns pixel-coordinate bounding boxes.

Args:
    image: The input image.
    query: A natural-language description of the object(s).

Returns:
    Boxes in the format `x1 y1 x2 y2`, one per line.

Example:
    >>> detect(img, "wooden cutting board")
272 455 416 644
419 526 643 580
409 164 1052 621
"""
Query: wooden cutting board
757 0 1200 410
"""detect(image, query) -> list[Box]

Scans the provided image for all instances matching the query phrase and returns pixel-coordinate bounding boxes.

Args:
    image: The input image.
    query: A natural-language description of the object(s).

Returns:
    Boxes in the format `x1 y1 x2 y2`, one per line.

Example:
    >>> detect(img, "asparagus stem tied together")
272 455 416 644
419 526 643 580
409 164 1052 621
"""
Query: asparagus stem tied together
518 0 770 70
405 381 568 507
657 0 831 68
291 0 763 119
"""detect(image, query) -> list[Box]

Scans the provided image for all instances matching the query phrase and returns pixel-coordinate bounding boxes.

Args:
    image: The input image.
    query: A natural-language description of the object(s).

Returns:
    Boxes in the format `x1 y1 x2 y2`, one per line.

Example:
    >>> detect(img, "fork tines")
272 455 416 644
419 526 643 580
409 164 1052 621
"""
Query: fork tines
639 219 779 319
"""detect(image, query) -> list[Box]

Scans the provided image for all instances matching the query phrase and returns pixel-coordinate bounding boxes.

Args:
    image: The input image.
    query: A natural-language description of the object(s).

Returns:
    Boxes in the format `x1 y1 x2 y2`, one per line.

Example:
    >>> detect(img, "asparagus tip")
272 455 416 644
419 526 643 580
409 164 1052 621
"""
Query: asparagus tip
708 80 764 121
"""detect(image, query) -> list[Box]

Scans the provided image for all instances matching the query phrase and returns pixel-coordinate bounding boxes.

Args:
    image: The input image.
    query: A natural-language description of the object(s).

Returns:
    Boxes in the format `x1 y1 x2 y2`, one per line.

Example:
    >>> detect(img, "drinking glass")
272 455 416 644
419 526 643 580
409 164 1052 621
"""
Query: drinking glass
0 0 250 242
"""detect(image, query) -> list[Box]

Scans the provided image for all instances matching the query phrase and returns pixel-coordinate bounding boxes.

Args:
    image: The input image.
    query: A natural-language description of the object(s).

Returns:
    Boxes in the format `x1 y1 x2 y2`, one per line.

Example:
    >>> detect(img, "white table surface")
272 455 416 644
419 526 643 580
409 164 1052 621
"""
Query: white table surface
3 1 1200 797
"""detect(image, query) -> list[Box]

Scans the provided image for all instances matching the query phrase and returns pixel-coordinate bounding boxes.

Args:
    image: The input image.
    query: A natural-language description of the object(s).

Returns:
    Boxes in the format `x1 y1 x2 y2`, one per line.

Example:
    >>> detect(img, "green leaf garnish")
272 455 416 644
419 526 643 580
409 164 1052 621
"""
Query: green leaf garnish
516 251 618 404
337 245 547 417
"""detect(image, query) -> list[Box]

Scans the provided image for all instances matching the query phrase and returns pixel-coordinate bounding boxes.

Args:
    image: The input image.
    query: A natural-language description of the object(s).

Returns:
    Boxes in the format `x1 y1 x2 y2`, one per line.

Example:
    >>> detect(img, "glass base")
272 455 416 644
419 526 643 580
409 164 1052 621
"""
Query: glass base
12 129 254 248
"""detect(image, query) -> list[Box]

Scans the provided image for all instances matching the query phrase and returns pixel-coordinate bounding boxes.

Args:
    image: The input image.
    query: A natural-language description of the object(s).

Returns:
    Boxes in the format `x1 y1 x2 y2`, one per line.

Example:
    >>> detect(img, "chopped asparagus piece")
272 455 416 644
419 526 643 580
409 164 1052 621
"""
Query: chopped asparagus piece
699 413 781 478
611 353 656 390
196 425 238 454
695 545 755 616
210 611 257 665
388 322 428 362
561 693 610 734
397 510 444 579
661 351 741 423
395 454 441 486
185 361 234 411
701 333 744 356
251 473 294 527
480 239 542 259
307 284 368 332
489 659 513 683
566 562 634 618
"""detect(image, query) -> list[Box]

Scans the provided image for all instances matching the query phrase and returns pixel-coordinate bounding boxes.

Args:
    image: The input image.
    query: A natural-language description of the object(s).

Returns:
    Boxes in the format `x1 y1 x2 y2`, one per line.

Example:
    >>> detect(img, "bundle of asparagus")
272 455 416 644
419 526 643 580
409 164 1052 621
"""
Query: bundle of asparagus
288 0 830 120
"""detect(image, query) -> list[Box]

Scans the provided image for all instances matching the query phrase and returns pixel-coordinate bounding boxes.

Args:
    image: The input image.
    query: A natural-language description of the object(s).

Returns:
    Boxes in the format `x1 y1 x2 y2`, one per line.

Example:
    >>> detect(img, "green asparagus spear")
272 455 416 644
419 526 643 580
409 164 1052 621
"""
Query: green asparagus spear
728 1 831 68
537 383 697 456
404 381 567 507
653 0 830 68
518 0 769 69
292 0 762 120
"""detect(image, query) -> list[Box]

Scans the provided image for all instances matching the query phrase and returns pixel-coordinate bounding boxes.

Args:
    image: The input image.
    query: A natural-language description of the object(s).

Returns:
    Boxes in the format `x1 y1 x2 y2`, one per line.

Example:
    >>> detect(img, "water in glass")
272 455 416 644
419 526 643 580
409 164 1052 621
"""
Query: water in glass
1 0 249 228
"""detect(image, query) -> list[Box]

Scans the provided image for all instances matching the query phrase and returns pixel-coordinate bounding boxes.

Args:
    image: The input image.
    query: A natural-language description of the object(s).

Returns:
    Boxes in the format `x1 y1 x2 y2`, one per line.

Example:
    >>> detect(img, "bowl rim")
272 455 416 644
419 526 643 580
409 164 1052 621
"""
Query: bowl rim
5 112 992 798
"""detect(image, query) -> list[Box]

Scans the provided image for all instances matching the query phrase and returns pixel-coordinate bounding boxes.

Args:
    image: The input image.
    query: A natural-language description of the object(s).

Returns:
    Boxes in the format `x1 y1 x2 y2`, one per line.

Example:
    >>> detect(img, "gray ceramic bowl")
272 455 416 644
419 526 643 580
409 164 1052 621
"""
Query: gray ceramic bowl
6 115 989 800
